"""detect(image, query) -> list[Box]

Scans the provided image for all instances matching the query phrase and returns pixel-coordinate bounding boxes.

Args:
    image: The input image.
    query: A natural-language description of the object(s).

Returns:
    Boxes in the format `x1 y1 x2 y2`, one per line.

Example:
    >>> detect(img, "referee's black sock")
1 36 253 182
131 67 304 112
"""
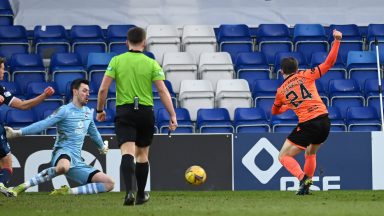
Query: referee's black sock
135 162 149 198
121 154 136 195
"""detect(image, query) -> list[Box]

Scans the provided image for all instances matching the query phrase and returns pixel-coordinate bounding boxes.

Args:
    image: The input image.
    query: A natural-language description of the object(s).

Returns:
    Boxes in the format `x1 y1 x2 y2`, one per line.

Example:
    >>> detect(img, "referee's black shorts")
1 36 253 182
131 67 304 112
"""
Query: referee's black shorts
287 114 331 149
115 104 155 147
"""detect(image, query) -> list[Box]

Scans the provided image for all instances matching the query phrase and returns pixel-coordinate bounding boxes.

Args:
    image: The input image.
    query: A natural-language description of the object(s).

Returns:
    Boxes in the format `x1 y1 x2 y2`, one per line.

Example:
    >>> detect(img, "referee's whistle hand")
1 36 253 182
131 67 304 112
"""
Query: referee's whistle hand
96 111 106 122
168 116 178 131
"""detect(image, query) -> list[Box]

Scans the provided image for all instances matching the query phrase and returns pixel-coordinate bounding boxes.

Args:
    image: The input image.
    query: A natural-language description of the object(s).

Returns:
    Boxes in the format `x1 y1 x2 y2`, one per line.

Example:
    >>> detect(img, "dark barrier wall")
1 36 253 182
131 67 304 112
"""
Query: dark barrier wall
7 132 382 192
8 134 233 191
150 134 233 190
234 132 373 191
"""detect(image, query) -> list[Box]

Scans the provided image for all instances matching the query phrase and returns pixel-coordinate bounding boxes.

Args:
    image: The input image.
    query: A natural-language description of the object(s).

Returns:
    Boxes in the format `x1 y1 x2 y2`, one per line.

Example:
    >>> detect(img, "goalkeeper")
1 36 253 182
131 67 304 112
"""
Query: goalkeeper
4 79 114 196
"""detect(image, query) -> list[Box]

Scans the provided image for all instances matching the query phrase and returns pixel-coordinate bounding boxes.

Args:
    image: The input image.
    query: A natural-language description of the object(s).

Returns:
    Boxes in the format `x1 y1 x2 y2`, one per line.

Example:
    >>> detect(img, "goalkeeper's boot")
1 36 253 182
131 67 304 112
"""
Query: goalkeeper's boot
0 183 16 197
296 175 313 195
135 192 150 205
50 185 70 195
123 191 135 206
11 183 27 197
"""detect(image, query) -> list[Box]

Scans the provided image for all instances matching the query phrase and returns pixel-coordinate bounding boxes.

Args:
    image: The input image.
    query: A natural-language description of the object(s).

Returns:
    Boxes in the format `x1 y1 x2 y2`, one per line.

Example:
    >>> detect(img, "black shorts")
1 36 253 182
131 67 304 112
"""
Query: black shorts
287 114 331 148
115 104 155 147
0 125 11 158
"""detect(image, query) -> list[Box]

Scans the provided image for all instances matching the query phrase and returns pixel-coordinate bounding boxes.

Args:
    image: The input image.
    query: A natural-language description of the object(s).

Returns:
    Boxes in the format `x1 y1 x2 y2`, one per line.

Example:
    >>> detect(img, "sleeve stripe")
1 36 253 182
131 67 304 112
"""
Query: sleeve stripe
317 65 322 77
273 103 282 107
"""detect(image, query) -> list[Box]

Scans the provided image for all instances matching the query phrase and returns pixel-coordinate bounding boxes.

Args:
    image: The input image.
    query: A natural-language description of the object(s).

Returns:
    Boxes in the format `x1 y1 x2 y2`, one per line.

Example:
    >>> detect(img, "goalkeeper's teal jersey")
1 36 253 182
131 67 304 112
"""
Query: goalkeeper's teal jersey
21 103 104 159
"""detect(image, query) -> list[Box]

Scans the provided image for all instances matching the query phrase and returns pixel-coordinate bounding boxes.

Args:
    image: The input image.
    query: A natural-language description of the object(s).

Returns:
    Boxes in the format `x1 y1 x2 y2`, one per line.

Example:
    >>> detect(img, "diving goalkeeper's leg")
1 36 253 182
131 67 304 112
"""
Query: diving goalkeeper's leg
13 167 59 196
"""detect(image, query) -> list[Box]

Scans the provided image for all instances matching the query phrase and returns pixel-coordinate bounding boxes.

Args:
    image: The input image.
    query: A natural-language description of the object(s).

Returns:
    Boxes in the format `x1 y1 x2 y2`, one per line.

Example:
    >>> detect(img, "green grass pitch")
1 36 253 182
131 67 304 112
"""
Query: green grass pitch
1 191 384 216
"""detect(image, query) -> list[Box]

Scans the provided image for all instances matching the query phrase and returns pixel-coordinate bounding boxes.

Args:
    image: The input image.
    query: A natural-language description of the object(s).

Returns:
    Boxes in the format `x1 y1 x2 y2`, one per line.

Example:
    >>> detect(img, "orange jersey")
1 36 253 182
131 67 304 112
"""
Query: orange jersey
272 40 340 123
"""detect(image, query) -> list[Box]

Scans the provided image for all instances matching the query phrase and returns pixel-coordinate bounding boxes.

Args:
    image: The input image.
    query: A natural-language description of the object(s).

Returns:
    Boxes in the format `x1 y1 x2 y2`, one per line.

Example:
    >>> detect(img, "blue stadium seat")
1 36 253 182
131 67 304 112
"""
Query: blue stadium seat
157 108 194 134
196 108 234 133
0 102 15 122
256 24 293 65
0 25 29 60
328 24 364 63
271 109 298 132
234 107 270 133
50 53 87 97
293 24 329 63
235 52 271 88
347 51 379 89
42 109 57 135
9 53 46 94
252 79 280 99
346 107 381 131
311 51 347 92
315 82 329 106
0 0 13 25
327 106 347 131
152 80 177 104
367 24 384 50
274 52 307 78
87 52 116 86
5 109 37 130
107 24 135 54
364 78 384 98
33 25 70 59
94 108 115 134
217 24 253 63
70 25 107 65
367 96 384 118
329 79 365 119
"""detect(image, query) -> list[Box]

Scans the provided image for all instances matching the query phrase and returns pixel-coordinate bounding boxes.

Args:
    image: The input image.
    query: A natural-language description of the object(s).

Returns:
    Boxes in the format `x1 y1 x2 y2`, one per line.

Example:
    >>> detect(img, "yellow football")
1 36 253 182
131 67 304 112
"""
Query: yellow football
185 165 207 185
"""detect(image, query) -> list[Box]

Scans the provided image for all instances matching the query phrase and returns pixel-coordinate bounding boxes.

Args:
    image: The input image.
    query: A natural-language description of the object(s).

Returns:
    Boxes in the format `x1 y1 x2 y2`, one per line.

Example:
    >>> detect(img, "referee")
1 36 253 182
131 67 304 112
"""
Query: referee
96 27 177 206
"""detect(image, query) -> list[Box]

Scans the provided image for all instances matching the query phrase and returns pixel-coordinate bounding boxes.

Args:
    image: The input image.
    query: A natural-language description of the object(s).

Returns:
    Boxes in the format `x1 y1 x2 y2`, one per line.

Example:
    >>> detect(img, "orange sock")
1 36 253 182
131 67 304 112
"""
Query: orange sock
279 156 304 180
304 154 316 178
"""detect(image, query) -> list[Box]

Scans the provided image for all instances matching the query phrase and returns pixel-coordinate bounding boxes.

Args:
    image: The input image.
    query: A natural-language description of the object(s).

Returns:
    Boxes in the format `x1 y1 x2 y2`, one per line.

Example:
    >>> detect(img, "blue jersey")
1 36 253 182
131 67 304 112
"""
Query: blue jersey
21 103 104 159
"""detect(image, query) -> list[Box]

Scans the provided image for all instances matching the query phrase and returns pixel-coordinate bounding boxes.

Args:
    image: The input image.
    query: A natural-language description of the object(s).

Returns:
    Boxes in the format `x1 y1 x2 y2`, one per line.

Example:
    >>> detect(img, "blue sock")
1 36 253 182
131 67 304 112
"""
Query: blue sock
26 167 58 188
71 183 106 195
0 168 12 186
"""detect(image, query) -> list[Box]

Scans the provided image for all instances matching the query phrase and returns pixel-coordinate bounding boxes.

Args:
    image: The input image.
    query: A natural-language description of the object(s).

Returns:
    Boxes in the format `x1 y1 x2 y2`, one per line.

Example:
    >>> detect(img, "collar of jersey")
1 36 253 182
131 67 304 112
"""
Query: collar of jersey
129 50 142 53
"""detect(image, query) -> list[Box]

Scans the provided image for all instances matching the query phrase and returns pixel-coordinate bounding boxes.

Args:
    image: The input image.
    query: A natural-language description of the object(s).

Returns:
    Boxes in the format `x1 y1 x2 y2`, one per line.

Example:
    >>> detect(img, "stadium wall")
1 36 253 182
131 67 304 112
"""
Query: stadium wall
8 132 384 192
10 0 384 30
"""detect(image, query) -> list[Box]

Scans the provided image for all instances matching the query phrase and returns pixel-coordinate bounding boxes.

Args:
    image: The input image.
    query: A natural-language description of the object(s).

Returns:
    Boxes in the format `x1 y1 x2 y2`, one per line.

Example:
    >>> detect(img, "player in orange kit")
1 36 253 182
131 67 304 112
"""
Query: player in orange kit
271 29 342 195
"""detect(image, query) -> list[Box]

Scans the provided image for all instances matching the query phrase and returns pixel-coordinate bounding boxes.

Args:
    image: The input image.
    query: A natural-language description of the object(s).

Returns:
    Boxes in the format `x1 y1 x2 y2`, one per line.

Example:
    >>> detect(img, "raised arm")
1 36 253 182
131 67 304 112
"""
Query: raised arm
6 106 66 139
10 87 55 110
317 30 342 75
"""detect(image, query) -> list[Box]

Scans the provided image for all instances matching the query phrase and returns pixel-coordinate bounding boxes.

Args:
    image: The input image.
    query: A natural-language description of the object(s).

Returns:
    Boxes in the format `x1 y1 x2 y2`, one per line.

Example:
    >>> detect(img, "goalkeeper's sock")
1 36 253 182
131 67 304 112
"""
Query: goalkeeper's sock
26 167 58 188
136 162 149 198
121 154 136 194
0 167 12 186
280 156 305 180
71 183 106 195
304 154 316 178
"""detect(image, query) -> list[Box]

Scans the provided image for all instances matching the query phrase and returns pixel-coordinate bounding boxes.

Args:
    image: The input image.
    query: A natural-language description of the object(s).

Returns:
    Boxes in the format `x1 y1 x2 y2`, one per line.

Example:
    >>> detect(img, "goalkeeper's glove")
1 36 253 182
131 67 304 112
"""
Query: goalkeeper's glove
99 140 109 155
4 126 22 139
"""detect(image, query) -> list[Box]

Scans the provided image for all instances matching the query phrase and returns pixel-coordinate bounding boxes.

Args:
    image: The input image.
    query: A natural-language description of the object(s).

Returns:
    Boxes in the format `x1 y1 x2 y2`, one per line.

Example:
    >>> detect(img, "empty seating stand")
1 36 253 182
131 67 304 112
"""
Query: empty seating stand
146 25 181 65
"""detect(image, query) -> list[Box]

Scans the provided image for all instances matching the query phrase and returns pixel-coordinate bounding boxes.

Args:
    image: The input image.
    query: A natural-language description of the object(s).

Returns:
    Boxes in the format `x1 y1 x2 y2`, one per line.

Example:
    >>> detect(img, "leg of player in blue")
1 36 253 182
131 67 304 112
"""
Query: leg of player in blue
12 167 58 196
50 159 114 195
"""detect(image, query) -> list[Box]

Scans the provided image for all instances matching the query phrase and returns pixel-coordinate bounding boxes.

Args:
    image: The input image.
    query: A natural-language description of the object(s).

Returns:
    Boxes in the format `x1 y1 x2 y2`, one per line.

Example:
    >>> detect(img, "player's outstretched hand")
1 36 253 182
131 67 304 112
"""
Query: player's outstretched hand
4 126 22 139
333 29 342 40
43 87 55 97
99 140 109 155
